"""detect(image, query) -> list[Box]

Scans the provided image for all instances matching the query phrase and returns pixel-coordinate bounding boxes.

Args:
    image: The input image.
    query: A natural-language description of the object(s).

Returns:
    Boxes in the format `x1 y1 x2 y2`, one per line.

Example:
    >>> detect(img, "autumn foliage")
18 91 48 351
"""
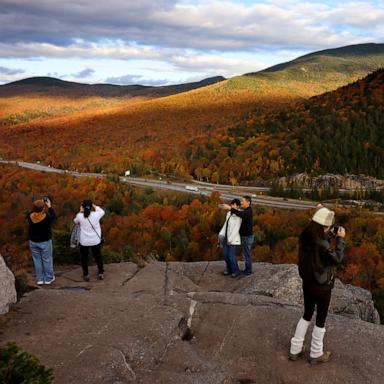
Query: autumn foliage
1 164 383 321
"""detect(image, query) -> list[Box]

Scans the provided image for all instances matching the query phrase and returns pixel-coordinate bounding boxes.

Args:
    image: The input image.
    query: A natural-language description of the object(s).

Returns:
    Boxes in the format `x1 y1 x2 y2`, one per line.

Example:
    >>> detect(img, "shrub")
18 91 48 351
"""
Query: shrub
0 342 54 384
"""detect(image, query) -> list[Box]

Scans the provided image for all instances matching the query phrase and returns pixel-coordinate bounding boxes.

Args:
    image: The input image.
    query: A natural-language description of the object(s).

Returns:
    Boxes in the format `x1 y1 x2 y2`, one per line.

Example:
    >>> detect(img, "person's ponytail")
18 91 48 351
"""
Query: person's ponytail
82 199 93 218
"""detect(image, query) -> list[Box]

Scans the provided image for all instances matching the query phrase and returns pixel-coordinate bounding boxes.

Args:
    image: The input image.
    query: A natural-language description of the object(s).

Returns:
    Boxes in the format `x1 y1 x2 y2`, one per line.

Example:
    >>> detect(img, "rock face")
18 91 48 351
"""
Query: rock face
0 254 17 315
0 261 383 384
239 263 381 324
279 173 384 190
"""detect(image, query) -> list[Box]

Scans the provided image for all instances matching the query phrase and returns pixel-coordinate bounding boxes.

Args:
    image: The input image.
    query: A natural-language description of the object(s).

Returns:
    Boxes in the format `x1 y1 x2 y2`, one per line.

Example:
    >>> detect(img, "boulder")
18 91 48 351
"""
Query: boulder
237 262 381 324
0 254 17 314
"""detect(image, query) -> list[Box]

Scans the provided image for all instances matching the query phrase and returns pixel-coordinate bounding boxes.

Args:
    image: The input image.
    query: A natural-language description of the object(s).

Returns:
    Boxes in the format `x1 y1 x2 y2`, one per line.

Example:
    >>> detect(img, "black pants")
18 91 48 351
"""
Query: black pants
302 283 332 328
80 244 103 276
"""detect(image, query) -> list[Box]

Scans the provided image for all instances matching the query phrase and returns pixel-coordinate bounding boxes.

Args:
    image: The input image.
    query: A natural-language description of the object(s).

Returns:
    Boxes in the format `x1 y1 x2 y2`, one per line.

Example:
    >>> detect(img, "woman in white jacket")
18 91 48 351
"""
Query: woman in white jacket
219 199 242 277
74 199 105 281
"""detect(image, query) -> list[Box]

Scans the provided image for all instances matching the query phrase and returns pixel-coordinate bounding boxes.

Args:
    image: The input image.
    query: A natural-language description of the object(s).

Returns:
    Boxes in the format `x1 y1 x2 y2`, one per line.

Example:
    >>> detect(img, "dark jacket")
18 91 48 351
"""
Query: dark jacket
298 236 345 288
27 208 56 243
230 206 253 237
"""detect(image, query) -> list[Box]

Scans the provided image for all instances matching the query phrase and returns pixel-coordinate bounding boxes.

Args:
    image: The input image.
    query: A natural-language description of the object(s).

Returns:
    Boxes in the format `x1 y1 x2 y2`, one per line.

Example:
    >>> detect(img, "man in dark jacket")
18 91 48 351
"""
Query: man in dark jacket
28 198 56 285
223 195 254 275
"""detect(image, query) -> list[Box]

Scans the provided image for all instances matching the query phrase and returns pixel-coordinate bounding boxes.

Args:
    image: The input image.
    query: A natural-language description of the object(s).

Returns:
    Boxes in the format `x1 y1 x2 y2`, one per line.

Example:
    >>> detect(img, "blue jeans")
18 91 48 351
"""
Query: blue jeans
220 237 240 275
241 235 254 274
29 240 54 282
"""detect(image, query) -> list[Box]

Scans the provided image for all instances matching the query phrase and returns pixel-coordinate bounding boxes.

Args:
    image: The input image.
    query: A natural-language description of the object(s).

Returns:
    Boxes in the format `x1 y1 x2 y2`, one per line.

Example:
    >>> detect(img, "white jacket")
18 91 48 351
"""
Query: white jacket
219 212 242 245
74 206 105 246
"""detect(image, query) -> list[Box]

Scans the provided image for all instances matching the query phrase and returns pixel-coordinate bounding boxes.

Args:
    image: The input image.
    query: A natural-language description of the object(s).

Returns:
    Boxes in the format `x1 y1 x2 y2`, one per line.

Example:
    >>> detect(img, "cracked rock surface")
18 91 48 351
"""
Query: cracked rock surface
0 261 383 384
0 255 17 315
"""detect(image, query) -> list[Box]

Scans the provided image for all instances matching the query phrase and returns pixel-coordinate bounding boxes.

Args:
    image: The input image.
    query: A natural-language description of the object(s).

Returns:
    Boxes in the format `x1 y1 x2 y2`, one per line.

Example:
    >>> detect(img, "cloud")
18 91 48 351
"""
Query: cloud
0 0 382 58
105 74 170 86
0 65 24 75
72 68 95 78
0 1 383 82
0 41 162 60
169 53 267 77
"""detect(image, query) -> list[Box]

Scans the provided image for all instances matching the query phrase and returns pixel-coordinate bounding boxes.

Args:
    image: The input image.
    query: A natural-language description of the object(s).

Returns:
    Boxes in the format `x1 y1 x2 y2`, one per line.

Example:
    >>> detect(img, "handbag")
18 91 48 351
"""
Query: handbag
70 224 81 248
87 218 105 245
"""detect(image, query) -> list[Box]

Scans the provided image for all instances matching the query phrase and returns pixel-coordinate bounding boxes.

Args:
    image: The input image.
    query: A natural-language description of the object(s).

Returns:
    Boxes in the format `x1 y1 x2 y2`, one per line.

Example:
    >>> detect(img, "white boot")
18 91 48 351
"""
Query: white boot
310 325 332 364
289 318 310 360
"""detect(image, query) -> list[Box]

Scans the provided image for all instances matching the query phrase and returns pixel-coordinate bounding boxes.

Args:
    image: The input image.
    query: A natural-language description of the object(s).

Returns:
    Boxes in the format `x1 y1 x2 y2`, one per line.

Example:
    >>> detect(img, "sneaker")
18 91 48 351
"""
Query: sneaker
98 274 104 280
83 275 90 282
37 280 44 285
309 351 332 364
231 273 240 278
243 271 252 275
44 276 56 285
223 270 230 276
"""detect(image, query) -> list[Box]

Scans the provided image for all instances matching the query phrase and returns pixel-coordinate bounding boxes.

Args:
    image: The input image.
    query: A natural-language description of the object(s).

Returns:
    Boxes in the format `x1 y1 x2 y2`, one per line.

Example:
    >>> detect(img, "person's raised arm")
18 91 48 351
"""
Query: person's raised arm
93 204 105 219
45 198 56 223
319 227 346 265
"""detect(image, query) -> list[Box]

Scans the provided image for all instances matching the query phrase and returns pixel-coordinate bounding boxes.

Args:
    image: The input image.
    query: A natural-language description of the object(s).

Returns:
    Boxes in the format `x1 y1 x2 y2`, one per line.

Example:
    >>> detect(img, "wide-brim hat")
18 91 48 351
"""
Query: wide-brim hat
312 207 335 227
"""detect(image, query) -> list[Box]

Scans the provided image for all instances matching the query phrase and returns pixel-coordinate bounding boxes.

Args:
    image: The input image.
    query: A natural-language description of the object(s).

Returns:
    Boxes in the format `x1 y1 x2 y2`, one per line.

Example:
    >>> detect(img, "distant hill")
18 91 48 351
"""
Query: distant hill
0 76 226 97
219 43 384 94
256 43 384 75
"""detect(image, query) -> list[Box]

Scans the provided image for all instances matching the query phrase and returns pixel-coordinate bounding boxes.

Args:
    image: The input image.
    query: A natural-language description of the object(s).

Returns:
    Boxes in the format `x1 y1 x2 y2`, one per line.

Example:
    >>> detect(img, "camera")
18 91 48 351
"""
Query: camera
330 226 342 237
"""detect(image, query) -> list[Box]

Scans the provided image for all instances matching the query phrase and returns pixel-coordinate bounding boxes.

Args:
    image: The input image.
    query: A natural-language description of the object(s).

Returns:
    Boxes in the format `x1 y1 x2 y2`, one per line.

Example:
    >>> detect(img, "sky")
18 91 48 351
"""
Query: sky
0 0 383 85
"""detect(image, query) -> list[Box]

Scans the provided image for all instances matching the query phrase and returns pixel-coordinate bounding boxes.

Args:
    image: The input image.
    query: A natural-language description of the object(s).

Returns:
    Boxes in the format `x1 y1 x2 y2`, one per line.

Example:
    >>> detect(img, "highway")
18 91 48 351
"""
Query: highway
0 160 318 210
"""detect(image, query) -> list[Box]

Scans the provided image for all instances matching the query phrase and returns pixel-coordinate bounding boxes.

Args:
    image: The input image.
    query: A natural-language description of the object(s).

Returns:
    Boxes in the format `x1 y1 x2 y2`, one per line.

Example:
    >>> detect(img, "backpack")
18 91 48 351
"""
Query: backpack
70 224 81 248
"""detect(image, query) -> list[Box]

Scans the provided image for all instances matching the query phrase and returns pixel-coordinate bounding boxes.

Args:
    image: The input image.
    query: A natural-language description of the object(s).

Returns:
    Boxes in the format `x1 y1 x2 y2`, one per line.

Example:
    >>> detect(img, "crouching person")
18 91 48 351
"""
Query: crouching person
289 207 346 364
28 197 56 285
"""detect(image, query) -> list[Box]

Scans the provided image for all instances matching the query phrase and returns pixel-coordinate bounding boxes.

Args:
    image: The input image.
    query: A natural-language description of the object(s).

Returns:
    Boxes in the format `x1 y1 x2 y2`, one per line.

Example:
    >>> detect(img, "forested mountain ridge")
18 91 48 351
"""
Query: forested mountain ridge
214 43 384 102
243 42 384 85
1 45 383 182
0 75 226 98
186 68 384 182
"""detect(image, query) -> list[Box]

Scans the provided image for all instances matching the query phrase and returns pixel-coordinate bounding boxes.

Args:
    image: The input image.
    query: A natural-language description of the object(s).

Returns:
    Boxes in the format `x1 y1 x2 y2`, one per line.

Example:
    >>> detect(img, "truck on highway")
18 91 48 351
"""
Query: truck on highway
185 185 199 192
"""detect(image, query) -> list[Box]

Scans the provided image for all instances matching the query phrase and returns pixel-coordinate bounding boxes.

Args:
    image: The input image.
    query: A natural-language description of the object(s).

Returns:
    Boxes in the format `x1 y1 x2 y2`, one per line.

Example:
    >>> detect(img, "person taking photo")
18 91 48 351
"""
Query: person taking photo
289 207 346 364
74 199 105 281
28 197 56 285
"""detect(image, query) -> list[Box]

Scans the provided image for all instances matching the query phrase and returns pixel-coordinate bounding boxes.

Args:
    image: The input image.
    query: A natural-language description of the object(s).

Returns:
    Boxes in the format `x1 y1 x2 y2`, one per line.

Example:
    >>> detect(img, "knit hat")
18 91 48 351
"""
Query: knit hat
312 207 335 227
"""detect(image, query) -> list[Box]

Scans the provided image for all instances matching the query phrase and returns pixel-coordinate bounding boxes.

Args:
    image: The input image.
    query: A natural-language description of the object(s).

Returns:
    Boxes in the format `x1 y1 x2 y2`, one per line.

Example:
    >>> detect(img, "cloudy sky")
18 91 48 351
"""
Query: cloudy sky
0 0 383 85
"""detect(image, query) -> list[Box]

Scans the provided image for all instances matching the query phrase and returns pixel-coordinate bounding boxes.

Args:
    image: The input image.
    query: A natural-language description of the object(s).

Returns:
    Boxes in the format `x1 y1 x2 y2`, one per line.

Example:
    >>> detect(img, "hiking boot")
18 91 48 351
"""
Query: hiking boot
98 274 104 280
288 347 306 361
83 274 90 282
309 351 332 364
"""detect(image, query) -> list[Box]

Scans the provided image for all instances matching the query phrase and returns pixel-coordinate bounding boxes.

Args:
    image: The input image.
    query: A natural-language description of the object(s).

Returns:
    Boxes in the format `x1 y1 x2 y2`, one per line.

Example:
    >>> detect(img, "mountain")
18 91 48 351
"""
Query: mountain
220 43 384 95
205 68 384 181
0 75 226 97
255 43 384 77
1 44 383 180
